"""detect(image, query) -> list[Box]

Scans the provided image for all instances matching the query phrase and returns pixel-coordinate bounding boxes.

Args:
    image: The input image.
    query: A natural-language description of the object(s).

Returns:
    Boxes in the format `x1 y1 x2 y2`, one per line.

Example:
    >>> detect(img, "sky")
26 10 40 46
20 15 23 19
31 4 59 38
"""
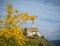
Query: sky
0 0 60 40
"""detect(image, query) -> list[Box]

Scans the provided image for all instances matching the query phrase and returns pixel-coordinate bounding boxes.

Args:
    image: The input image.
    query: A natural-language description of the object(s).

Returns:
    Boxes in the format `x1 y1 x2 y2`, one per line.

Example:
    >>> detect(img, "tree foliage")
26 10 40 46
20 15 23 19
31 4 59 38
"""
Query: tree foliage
0 3 37 46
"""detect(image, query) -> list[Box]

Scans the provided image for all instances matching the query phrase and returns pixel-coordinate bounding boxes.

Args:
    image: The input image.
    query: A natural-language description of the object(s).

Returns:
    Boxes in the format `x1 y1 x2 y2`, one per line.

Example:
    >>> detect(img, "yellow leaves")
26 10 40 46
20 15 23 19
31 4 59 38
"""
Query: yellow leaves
9 26 26 46
6 3 12 9
2 27 8 32
1 27 12 39
24 13 29 19
6 3 18 14
7 15 12 23
0 3 38 46
29 15 37 20
6 9 13 14
0 25 26 44
0 20 3 23
24 13 29 17
6 3 13 14
12 26 22 35
21 13 37 22
14 35 25 46
6 3 37 25
17 13 24 19
14 9 18 13
0 31 2 36
20 13 29 24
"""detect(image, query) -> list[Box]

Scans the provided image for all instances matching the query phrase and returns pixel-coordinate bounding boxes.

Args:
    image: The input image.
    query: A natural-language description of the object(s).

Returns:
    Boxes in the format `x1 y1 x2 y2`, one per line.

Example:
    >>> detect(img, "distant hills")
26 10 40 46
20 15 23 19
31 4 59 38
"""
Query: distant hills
48 40 60 46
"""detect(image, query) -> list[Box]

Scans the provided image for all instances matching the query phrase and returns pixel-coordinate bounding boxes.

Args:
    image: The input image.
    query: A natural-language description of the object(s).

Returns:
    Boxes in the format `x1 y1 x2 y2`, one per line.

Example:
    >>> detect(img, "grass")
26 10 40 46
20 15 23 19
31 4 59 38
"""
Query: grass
25 39 41 46
0 37 54 46
0 37 18 46
0 37 40 46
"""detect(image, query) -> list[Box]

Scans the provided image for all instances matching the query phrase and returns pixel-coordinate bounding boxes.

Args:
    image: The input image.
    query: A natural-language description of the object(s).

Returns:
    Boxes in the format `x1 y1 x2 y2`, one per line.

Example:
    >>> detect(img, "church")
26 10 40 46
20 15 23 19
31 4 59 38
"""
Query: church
22 19 42 38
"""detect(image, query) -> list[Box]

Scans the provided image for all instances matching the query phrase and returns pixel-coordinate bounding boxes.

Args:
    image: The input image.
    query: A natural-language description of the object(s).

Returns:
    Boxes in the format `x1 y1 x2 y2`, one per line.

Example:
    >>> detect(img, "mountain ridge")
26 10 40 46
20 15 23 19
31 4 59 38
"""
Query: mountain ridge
48 40 60 46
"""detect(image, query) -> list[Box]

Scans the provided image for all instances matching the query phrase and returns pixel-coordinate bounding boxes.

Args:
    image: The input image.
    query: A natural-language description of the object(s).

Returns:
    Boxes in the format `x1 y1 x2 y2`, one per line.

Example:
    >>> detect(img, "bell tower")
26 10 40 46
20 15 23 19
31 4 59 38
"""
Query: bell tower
32 20 35 28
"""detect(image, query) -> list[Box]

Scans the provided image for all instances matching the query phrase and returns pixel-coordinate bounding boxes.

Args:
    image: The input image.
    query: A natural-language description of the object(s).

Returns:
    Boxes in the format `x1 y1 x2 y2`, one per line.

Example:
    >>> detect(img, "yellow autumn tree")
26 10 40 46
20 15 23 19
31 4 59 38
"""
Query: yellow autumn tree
0 3 26 46
0 3 37 46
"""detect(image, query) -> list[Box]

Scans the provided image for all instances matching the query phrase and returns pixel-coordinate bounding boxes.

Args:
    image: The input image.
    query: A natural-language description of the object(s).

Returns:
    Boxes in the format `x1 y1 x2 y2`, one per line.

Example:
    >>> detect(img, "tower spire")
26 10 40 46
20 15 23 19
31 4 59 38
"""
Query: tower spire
32 19 35 28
